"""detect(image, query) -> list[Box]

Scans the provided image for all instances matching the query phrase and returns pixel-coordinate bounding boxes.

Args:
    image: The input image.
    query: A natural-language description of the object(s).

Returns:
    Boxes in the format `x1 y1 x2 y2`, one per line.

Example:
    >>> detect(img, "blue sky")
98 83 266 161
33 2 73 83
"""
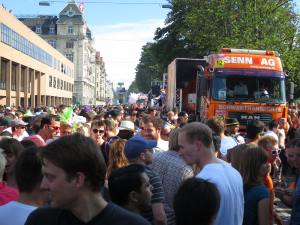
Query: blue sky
0 0 169 88
1 0 300 89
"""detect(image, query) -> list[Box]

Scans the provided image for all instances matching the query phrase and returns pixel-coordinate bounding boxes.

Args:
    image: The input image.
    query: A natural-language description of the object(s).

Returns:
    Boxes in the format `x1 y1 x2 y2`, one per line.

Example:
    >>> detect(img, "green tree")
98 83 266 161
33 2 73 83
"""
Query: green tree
135 43 164 93
135 0 300 97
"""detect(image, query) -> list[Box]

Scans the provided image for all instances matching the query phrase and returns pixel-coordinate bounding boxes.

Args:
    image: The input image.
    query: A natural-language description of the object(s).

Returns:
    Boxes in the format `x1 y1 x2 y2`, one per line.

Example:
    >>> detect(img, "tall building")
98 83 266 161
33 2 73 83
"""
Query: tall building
95 51 107 105
19 0 97 105
0 5 74 107
106 80 114 105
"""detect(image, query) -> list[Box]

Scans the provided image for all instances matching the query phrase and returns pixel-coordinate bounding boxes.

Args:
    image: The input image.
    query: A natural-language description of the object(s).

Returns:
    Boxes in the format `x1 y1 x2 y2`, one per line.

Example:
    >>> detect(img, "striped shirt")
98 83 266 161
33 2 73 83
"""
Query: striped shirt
141 166 165 224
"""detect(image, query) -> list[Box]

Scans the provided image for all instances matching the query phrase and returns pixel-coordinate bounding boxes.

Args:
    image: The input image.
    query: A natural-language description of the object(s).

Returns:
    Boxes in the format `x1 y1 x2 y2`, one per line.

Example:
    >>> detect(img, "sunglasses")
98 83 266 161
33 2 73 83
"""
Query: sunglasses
16 126 26 129
50 126 60 130
92 128 105 134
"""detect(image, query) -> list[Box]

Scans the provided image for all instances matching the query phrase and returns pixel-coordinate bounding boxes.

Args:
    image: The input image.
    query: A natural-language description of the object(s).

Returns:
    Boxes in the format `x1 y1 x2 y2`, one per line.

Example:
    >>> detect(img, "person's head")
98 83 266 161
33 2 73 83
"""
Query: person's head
161 123 171 141
60 123 72 137
11 119 28 137
177 111 188 127
0 149 6 180
0 117 11 133
206 118 225 136
39 116 60 140
167 111 175 121
107 139 128 178
227 144 253 171
178 122 214 166
20 139 38 149
258 136 279 164
130 110 138 122
225 118 240 135
104 119 117 137
90 120 106 145
287 138 300 170
118 120 135 140
15 147 43 193
268 120 279 132
169 128 180 151
0 138 25 176
238 146 269 187
124 135 157 165
212 133 221 156
246 120 265 141
147 107 156 117
108 164 152 212
140 115 163 140
40 134 107 208
106 110 122 123
174 177 220 225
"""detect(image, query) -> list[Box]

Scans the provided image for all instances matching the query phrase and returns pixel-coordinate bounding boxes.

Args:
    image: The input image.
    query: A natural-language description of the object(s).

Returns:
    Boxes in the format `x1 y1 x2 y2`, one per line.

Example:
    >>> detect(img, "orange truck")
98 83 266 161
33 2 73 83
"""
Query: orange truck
166 48 294 126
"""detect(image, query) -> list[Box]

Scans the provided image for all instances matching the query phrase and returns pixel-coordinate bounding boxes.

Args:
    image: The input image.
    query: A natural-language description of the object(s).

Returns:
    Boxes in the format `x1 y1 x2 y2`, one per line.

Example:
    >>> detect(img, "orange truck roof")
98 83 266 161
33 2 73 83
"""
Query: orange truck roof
209 53 283 72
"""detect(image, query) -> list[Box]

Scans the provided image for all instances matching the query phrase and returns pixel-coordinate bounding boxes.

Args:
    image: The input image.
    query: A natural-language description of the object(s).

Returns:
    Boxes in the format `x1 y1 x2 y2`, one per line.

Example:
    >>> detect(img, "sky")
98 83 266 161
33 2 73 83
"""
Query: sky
0 0 169 89
2 0 300 90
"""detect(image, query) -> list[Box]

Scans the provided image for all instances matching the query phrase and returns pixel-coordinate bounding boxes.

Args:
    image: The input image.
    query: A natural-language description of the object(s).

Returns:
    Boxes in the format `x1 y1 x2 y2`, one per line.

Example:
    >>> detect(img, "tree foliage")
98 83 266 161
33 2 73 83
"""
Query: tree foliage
134 43 164 93
134 0 300 96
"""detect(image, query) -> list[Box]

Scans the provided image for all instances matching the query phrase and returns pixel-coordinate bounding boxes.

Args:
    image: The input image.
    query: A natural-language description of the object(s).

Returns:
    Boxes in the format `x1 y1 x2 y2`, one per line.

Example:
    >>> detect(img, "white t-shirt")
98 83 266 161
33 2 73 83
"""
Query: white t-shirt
220 136 238 156
196 162 244 225
0 201 36 225
153 139 169 153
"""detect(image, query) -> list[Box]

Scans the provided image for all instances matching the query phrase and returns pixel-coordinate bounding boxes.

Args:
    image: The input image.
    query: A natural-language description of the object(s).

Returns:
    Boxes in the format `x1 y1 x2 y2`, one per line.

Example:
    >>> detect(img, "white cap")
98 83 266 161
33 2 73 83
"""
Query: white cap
119 120 135 131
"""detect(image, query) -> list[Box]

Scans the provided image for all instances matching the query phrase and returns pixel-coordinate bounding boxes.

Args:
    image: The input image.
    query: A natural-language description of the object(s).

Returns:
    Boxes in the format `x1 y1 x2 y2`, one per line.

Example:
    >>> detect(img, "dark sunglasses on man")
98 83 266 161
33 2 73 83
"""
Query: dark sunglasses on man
92 128 105 134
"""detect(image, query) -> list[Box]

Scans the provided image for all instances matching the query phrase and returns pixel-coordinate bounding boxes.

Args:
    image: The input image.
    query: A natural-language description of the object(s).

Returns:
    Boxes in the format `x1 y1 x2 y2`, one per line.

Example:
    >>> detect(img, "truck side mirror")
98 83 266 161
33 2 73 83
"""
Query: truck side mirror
287 81 294 101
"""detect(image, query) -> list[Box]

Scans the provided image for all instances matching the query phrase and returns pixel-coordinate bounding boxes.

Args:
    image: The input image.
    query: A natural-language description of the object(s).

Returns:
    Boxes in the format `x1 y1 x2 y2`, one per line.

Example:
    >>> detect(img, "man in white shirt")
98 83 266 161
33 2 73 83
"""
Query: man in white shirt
140 115 168 152
178 122 244 225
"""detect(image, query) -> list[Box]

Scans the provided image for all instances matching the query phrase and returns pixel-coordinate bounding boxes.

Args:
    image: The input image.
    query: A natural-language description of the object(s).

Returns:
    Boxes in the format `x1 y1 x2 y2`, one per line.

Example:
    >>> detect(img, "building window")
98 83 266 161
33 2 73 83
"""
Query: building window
66 41 74 48
36 25 41 34
21 67 25 92
66 53 73 62
67 25 73 34
49 75 52 87
61 80 63 90
49 26 55 34
48 40 56 48
53 77 56 88
11 64 17 91
1 24 11 45
0 60 6 90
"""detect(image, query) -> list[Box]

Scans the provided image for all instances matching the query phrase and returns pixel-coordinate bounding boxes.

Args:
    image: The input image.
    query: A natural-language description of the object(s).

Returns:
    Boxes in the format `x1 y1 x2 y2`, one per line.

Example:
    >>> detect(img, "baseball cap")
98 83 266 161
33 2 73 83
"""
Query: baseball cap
125 135 157 160
11 119 28 127
119 120 135 131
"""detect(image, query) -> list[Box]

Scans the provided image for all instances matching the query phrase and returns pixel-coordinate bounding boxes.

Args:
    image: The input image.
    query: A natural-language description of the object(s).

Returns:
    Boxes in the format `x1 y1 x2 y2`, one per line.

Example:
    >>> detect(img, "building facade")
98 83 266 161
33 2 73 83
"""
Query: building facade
106 80 114 104
95 51 107 105
0 5 74 107
19 0 97 105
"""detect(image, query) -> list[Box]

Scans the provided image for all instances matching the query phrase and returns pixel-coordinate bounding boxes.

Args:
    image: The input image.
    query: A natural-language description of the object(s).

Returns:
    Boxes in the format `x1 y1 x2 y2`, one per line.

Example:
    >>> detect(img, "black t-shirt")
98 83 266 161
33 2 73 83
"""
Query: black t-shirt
25 203 151 225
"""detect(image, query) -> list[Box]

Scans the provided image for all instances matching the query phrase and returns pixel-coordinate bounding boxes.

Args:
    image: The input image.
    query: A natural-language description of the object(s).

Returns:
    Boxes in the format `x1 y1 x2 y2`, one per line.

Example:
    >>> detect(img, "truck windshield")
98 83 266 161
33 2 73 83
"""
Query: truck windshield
212 73 286 103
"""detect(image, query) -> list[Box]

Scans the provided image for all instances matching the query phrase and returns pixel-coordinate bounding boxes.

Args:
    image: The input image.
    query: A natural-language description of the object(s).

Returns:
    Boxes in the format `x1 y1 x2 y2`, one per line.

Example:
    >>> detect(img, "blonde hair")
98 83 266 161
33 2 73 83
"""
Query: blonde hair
107 139 129 178
258 136 277 150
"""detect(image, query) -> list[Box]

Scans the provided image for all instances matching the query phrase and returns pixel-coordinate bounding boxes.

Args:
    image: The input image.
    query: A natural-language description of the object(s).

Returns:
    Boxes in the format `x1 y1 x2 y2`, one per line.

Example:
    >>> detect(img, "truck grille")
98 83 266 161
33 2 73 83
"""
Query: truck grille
228 112 273 126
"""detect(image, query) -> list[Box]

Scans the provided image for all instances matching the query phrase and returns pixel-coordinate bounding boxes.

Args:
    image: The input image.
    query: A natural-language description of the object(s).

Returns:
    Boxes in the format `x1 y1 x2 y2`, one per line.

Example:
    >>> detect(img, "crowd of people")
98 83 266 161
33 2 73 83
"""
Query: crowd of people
0 102 299 225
